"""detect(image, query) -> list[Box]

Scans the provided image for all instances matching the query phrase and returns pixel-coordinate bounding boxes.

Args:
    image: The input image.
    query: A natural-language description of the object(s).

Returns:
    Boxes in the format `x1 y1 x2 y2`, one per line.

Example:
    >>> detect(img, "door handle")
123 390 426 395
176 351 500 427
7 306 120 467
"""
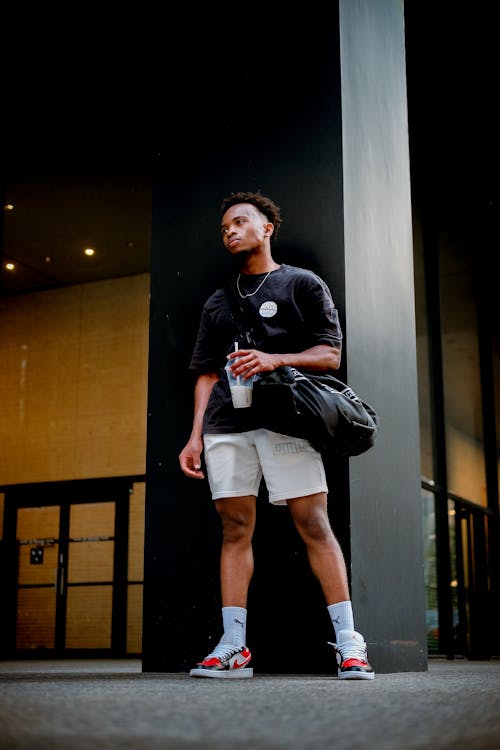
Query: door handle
58 552 65 596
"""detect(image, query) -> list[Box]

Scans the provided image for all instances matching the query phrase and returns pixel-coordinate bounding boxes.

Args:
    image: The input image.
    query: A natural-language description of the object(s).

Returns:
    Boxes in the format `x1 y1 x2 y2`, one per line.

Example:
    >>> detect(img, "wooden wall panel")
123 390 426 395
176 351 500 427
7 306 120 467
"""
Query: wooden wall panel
67 541 114 583
128 482 145 581
0 274 150 484
127 584 143 654
16 589 56 649
16 506 60 540
65 585 112 649
69 502 115 538
18 544 59 586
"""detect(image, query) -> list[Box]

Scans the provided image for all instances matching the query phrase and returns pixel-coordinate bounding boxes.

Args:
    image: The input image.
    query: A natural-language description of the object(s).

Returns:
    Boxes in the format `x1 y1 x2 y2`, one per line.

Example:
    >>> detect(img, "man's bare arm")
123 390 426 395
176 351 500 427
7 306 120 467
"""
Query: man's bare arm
179 372 220 479
227 344 341 379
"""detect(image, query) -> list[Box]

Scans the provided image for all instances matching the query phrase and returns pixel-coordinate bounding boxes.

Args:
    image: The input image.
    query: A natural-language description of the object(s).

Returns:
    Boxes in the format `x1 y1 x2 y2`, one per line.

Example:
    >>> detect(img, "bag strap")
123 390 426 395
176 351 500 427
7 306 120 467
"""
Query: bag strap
224 282 258 347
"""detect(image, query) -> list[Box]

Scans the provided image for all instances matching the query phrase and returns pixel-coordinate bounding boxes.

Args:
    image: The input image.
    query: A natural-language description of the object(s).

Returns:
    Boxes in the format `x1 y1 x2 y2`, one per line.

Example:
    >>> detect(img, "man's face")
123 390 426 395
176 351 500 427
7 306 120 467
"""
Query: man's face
221 203 272 256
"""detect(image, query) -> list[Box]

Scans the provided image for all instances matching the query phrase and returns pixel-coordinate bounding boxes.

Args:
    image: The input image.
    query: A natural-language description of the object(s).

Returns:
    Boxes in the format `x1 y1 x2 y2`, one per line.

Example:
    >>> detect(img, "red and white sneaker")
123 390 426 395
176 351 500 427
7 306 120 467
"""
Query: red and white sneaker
329 630 375 680
189 642 253 679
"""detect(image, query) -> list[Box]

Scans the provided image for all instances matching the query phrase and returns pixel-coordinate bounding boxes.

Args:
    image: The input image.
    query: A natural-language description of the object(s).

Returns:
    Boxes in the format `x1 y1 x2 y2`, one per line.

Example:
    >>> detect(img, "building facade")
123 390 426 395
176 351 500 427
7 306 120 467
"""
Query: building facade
0 0 497 665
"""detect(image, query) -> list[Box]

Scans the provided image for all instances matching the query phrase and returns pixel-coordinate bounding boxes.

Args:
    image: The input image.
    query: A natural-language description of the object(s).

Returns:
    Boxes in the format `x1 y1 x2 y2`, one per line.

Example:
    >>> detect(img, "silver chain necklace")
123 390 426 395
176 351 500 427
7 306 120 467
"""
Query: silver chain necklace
236 270 273 299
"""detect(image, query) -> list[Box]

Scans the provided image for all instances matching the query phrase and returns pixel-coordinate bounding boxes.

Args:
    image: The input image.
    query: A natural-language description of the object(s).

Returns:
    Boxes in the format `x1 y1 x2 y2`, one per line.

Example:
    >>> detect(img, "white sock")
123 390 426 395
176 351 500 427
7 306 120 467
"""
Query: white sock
327 600 355 641
221 606 247 647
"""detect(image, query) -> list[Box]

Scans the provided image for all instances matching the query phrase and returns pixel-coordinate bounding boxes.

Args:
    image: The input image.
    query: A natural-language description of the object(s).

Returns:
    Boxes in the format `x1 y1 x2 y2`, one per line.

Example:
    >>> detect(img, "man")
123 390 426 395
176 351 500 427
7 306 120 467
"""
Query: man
179 191 374 680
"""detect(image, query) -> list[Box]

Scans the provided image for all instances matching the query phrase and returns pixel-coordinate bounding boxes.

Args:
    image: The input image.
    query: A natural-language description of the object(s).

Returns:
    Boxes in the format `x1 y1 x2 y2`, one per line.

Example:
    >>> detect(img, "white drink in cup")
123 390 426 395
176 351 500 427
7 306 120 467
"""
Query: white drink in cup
229 383 253 408
226 342 254 408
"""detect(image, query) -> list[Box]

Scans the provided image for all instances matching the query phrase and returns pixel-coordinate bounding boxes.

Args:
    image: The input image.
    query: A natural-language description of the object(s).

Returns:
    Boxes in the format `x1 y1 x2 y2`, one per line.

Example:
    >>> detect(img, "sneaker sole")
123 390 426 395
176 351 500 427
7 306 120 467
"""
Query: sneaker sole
338 670 375 680
189 667 253 679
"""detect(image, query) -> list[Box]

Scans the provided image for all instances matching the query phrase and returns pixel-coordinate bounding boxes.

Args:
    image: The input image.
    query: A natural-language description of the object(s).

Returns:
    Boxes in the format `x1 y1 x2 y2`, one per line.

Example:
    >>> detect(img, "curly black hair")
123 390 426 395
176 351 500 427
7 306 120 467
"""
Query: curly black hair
220 191 283 241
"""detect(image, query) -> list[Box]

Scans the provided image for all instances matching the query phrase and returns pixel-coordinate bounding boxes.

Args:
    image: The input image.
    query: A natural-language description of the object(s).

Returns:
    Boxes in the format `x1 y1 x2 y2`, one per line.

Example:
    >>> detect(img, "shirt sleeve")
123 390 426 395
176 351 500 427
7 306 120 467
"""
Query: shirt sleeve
188 303 220 374
296 272 343 350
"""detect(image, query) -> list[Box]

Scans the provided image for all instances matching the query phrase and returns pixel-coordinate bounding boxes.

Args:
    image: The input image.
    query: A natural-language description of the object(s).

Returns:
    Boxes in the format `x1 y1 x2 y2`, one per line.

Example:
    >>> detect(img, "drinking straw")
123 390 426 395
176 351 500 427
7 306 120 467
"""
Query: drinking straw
234 341 240 385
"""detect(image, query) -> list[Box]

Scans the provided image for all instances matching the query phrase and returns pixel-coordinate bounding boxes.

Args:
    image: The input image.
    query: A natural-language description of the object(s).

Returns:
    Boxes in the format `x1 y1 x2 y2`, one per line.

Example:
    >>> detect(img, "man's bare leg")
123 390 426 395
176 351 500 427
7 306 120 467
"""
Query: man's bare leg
189 495 257 678
215 495 257 606
287 491 374 679
287 491 350 604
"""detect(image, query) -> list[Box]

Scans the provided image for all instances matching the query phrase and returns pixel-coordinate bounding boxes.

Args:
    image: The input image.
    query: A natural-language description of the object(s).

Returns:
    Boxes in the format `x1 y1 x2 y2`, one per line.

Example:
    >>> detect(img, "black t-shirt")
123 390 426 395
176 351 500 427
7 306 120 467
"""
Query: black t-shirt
189 264 343 434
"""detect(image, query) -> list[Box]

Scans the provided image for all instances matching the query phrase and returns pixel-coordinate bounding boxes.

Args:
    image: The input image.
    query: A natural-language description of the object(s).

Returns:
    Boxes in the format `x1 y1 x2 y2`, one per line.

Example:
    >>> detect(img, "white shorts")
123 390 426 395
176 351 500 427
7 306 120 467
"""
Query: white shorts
203 429 328 506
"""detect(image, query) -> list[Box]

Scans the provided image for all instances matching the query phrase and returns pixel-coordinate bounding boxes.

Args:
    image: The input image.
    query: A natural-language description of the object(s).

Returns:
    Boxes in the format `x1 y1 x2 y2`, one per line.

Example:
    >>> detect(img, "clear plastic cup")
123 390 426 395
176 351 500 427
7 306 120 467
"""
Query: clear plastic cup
225 360 254 408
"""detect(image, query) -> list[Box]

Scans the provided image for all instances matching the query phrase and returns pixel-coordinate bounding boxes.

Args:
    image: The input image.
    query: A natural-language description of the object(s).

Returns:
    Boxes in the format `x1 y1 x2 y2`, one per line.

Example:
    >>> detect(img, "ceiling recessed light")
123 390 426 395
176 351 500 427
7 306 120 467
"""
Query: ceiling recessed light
84 248 95 256
4 204 14 211
5 262 15 271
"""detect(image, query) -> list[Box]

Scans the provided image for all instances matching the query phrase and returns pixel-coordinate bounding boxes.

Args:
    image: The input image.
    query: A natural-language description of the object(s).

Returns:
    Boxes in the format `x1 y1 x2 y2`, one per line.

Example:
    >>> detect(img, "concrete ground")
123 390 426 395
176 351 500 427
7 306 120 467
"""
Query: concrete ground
1 658 500 750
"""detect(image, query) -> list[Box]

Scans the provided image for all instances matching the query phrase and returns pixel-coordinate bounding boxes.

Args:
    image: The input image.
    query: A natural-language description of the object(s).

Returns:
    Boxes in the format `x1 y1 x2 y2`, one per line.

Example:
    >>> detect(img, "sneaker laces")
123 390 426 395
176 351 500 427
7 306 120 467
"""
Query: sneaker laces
206 641 241 661
328 640 367 662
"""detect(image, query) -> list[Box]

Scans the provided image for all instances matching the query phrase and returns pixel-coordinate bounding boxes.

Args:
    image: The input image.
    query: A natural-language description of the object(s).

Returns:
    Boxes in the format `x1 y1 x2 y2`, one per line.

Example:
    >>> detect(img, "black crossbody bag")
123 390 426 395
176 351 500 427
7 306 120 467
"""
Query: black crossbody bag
224 282 380 459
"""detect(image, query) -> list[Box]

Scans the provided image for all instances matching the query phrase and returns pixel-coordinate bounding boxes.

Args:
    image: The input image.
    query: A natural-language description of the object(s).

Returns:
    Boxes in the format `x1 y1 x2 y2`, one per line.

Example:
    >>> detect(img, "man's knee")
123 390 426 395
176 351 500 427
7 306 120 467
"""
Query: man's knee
298 513 333 542
221 515 254 544
289 500 333 543
216 499 255 543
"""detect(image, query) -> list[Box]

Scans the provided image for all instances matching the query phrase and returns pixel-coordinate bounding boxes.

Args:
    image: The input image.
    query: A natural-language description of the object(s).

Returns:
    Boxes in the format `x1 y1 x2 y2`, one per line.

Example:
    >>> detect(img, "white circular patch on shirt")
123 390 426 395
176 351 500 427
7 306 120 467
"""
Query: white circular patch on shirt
259 300 278 318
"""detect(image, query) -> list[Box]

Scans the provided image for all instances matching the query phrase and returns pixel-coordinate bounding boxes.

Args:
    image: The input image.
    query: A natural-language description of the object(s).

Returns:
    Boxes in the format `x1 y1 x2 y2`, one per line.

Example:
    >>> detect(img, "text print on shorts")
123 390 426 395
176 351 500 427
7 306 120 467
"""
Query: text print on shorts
273 440 309 455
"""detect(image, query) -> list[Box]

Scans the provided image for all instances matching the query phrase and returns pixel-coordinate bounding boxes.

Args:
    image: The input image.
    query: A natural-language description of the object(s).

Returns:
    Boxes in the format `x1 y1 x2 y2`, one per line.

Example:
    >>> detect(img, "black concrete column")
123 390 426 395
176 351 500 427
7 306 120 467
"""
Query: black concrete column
142 0 426 673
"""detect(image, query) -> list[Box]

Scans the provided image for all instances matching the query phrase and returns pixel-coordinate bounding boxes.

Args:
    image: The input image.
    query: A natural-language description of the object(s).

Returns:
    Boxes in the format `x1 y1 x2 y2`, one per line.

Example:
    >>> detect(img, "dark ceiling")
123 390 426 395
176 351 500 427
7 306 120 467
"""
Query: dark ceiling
1 168 152 296
0 3 497 299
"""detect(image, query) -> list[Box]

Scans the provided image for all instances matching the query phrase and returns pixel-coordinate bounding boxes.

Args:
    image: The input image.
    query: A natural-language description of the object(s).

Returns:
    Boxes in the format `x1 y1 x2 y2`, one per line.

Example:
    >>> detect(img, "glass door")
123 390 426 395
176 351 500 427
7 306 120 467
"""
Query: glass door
5 479 133 657
14 500 118 653
16 506 60 650
65 501 115 649
0 477 145 659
